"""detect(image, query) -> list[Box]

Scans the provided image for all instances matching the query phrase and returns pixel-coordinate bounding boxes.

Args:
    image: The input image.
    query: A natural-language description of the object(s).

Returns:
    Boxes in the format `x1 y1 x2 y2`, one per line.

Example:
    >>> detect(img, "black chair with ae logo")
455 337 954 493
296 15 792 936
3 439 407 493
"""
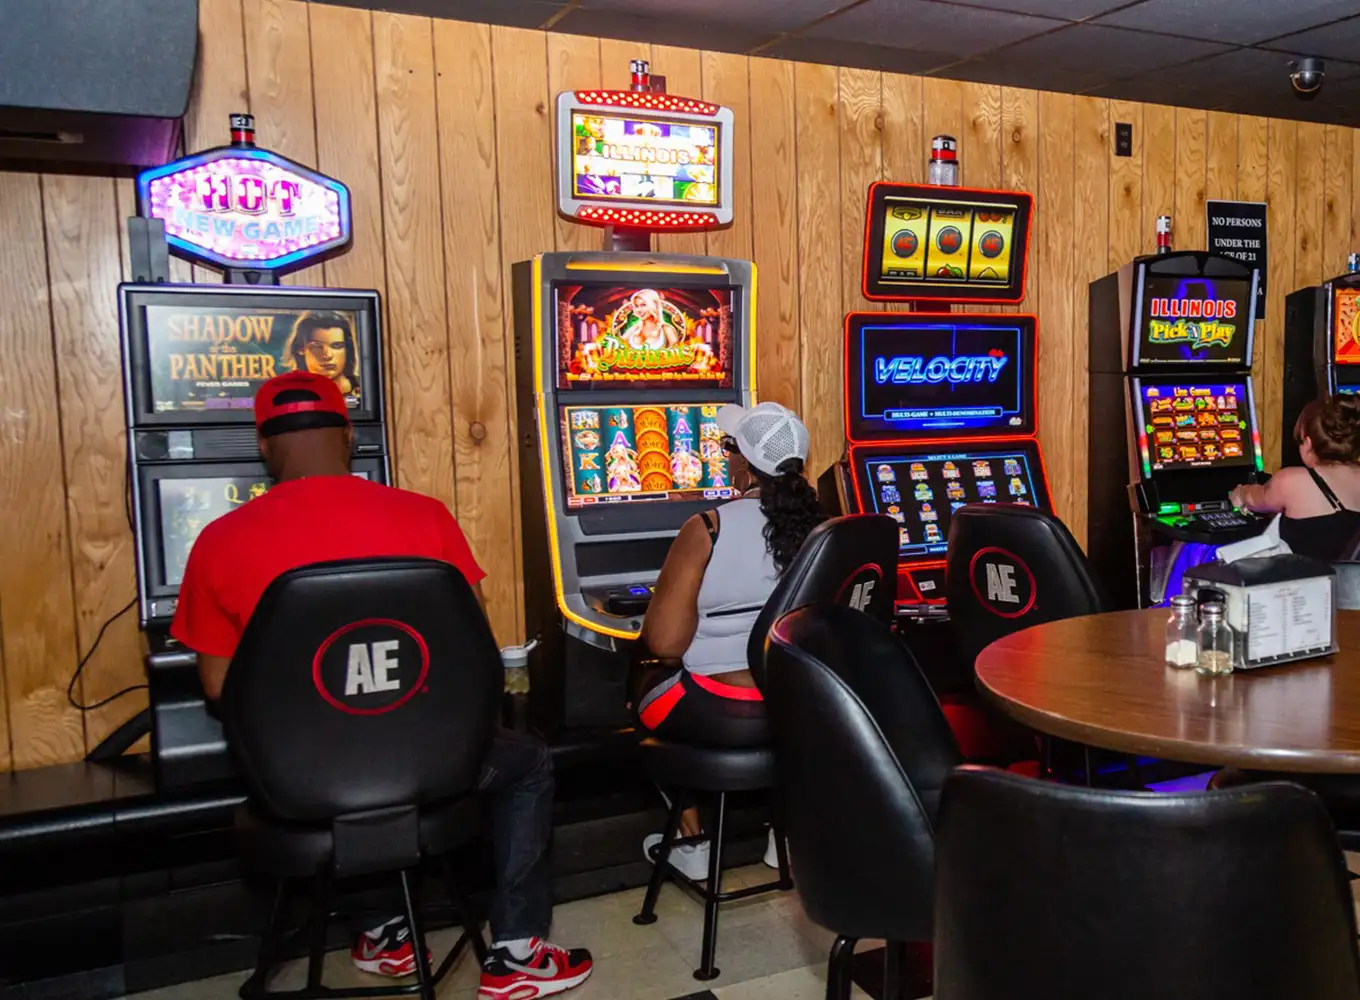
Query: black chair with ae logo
633 513 899 981
943 505 1105 773
220 557 501 1000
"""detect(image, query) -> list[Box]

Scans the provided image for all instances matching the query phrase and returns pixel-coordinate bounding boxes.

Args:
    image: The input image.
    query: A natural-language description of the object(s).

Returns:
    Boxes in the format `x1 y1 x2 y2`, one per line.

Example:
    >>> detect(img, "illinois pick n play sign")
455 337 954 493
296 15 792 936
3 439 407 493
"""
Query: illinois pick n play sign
312 618 430 715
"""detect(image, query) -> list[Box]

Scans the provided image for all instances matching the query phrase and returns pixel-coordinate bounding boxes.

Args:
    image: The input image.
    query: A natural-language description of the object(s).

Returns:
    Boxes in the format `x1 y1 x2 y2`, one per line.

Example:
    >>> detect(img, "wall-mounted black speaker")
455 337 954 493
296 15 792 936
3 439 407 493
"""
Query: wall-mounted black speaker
0 0 198 169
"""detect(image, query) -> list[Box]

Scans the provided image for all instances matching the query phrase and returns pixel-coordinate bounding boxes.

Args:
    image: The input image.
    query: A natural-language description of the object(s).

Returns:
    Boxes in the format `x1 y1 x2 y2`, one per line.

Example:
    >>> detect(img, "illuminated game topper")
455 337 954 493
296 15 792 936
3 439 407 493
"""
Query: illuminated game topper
1334 286 1360 365
137 114 352 275
556 62 734 231
1133 271 1256 368
845 312 1037 441
862 181 1033 304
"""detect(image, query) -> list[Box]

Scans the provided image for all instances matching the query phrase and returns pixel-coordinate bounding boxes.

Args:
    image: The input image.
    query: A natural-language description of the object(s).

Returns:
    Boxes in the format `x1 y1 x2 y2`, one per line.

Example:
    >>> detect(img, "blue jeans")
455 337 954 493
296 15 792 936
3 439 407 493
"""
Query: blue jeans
360 728 555 942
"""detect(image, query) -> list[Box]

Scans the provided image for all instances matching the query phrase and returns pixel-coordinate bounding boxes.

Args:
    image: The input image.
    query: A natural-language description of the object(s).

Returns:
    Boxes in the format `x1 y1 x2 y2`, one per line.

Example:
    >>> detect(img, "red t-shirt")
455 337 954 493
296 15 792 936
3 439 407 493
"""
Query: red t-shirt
171 475 485 659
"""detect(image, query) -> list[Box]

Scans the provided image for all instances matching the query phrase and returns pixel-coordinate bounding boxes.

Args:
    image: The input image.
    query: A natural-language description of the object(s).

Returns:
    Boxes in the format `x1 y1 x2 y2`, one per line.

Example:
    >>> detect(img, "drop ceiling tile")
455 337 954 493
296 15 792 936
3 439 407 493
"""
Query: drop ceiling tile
1263 15 1360 61
1141 47 1360 97
323 0 568 26
1095 0 1360 46
929 0 1128 18
578 0 848 34
761 35 959 74
805 0 1063 58
937 58 1108 94
552 7 766 52
992 23 1231 75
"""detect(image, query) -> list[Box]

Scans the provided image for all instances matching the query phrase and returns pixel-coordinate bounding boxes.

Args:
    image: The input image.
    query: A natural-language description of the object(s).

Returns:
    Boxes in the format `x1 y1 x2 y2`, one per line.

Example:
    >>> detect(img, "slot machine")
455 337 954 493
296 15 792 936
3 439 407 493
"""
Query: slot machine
1087 250 1268 609
125 115 392 788
513 64 755 742
1282 260 1360 467
820 181 1052 616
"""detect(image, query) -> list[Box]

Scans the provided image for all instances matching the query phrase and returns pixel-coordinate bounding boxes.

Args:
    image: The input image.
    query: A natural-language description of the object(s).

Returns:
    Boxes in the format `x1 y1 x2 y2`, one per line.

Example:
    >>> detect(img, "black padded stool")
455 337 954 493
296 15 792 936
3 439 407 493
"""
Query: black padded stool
220 557 502 1000
633 515 899 980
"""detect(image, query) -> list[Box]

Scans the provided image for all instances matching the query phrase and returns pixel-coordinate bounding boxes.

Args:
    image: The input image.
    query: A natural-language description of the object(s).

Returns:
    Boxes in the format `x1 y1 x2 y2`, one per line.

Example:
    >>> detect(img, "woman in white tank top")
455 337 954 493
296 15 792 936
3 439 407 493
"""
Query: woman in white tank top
633 402 822 876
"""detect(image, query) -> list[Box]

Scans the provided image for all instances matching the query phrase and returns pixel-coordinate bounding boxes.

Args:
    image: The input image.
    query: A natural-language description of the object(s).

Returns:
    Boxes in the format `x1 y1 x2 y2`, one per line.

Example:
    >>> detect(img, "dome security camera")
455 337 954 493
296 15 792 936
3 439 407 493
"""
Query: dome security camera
1290 57 1325 99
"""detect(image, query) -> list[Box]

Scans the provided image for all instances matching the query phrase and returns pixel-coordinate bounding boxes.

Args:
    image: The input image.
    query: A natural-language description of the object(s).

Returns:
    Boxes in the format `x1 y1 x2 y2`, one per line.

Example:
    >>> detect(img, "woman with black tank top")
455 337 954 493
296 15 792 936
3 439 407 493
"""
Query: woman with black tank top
1229 394 1360 560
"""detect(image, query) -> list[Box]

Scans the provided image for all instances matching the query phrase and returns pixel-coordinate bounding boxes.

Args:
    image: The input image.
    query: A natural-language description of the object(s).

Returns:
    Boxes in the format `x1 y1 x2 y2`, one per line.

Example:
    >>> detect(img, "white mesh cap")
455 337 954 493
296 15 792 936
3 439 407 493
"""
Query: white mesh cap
716 401 811 477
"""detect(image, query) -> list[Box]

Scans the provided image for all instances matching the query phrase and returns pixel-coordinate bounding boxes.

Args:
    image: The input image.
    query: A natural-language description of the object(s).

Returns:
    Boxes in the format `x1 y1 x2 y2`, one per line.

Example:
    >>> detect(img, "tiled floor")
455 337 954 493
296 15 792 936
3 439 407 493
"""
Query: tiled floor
124 864 872 1000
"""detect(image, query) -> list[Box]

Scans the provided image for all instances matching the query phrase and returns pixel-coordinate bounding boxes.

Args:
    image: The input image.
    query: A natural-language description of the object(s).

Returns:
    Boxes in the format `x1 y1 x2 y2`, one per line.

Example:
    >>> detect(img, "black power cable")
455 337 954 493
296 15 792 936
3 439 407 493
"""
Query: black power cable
67 596 144 712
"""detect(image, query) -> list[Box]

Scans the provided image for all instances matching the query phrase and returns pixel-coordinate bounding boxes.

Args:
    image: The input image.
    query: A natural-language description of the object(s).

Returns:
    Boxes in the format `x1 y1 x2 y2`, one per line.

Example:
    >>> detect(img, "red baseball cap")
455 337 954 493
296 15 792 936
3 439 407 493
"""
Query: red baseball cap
255 371 350 438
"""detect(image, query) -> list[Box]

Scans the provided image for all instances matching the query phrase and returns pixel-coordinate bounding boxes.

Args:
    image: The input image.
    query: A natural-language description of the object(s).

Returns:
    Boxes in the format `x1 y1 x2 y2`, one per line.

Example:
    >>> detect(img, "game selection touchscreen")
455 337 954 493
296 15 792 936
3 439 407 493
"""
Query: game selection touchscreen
555 284 734 389
1137 382 1252 473
862 450 1039 559
561 403 735 508
878 196 1018 288
570 111 719 206
854 320 1026 435
158 475 272 586
1136 274 1252 367
144 304 364 414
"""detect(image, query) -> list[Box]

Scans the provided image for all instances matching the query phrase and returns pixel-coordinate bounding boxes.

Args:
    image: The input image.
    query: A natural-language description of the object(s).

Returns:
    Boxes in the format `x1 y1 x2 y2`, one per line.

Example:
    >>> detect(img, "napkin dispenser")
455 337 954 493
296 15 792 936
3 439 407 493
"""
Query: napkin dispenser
1183 555 1337 671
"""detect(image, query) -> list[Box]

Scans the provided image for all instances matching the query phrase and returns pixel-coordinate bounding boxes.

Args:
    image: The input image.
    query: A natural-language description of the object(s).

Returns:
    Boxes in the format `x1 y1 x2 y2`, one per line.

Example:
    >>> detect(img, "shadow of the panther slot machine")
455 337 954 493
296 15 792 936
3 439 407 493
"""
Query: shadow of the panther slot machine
121 115 390 790
513 62 756 746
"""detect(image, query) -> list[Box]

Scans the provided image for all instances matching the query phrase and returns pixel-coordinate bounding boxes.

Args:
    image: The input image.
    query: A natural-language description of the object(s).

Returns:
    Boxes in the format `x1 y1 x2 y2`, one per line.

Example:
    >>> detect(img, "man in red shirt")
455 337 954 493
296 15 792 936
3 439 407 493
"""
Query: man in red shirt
172 371 592 999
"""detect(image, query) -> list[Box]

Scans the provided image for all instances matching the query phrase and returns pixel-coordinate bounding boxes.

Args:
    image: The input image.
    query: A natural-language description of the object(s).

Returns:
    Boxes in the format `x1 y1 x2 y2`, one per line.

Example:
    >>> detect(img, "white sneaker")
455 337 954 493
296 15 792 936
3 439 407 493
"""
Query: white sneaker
763 828 781 869
643 832 711 881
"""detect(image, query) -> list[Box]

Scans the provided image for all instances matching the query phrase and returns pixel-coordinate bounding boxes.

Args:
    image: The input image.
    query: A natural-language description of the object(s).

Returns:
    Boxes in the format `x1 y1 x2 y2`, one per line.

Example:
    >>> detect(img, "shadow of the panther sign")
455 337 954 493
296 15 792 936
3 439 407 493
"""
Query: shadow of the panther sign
311 618 430 716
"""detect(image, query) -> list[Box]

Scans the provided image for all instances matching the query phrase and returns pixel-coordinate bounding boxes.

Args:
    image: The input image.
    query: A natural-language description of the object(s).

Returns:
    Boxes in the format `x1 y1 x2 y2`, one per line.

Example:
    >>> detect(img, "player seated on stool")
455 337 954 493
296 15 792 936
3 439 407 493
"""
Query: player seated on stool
171 371 593 1000
633 402 823 880
1230 395 1360 561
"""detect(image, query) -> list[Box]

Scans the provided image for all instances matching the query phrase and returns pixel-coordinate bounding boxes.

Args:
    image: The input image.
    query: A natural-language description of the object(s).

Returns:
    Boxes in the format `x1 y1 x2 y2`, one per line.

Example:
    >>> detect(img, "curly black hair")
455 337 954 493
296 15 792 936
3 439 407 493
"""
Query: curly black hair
750 456 826 574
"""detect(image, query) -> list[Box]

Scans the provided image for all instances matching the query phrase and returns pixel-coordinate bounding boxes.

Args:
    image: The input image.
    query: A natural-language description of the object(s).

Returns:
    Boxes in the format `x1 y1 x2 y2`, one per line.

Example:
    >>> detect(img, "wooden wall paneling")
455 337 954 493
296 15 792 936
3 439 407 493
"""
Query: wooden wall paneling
703 52 753 262
373 13 455 509
1001 88 1038 316
1108 101 1143 270
434 19 518 647
489 25 556 644
1173 108 1207 250
1036 91 1076 529
182 0 249 284
1070 96 1110 548
0 172 84 769
43 175 145 754
547 33 602 255
1295 122 1327 290
1206 111 1238 202
1263 119 1298 472
921 78 964 163
1139 105 1174 257
243 0 321 286
1323 125 1354 278
310 4 387 294
880 71 922 313
1236 116 1268 412
794 62 843 474
748 56 801 411
649 45 706 256
961 83 1002 190
837 67 881 315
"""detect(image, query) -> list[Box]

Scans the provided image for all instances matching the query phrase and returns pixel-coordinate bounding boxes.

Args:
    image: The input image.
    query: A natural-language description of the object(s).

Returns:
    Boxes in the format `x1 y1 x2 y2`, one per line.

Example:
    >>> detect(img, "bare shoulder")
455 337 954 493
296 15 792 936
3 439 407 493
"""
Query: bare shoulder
1269 466 1311 488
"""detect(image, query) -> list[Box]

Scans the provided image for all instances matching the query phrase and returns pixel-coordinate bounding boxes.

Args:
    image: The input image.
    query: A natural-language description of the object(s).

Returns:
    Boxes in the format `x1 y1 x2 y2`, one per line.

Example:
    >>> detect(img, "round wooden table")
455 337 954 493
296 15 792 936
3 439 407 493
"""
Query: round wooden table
975 608 1360 774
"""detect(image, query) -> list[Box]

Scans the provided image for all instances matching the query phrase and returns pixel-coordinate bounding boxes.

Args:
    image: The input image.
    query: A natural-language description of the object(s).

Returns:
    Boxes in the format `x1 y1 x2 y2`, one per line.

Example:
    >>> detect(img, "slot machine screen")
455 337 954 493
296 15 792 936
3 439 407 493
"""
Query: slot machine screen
560 403 737 510
554 283 737 391
121 286 382 426
1133 271 1255 367
1132 379 1261 478
847 313 1034 439
1334 286 1360 365
856 445 1047 562
863 182 1032 303
568 110 721 207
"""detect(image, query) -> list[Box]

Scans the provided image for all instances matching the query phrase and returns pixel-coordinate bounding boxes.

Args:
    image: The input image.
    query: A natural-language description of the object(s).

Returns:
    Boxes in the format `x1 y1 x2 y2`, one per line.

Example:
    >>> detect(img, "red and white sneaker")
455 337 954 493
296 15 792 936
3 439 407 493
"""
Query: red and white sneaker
477 938 594 999
351 917 426 978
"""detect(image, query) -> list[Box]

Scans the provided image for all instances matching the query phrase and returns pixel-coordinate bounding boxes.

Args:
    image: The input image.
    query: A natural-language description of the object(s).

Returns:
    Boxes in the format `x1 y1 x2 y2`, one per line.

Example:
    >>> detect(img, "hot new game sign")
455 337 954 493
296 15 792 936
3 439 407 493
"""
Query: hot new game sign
138 117 351 274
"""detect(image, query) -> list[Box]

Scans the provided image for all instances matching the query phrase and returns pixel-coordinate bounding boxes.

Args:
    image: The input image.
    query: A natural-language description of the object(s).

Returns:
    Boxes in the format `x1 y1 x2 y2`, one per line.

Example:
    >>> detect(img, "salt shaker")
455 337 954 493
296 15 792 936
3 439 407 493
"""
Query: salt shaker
1195 602 1234 676
1164 595 1198 669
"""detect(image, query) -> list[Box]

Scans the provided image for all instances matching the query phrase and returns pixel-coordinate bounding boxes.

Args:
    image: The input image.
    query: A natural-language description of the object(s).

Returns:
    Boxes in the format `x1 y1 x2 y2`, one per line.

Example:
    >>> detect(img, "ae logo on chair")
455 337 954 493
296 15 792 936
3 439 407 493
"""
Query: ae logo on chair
968 546 1036 618
837 562 886 612
311 618 431 715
